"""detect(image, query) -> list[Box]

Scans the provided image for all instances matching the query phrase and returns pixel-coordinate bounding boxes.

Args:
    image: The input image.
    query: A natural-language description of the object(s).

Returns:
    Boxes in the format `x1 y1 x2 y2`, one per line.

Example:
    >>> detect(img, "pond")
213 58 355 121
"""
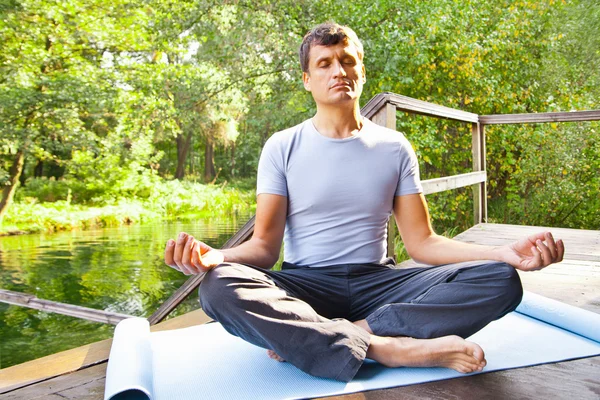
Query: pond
0 215 252 369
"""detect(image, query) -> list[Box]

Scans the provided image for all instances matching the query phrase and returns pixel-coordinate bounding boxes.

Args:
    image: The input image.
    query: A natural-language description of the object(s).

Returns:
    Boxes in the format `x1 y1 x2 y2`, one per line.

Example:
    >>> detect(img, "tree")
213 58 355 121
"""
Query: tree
0 0 157 216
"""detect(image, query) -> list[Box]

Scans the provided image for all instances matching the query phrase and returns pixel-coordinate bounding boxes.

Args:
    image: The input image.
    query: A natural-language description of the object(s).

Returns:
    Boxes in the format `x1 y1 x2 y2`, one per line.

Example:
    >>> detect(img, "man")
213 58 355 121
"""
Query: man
164 23 564 382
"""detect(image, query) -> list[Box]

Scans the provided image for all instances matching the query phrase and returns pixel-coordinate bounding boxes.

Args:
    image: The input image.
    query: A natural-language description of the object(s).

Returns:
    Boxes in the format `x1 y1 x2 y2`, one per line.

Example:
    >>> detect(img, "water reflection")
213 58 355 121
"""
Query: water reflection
0 216 252 368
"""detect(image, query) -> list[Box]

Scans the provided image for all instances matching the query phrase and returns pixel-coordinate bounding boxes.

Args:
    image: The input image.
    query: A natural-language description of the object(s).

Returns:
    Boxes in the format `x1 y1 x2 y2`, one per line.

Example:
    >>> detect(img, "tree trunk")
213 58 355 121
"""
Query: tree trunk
230 141 235 178
0 150 25 222
204 138 216 182
175 132 193 180
34 160 44 177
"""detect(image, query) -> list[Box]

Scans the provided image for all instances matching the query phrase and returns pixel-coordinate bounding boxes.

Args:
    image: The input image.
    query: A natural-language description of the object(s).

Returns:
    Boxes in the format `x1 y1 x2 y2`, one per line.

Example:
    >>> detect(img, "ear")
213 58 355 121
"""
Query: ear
302 71 311 91
361 64 366 84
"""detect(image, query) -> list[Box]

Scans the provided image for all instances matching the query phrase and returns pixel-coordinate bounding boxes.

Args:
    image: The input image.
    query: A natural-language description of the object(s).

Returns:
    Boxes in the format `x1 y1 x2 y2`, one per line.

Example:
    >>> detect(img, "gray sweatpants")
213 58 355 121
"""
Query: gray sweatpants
199 260 523 382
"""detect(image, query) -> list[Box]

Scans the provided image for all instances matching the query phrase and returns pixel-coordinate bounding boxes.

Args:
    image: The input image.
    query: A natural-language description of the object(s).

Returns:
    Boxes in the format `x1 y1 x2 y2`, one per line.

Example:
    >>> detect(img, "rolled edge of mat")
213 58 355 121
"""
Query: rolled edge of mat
516 291 600 343
104 318 154 400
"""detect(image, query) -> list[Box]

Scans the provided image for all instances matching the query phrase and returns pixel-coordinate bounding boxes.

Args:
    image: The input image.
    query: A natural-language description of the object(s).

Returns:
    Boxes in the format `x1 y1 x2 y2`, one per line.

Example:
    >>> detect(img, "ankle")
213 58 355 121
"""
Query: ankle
352 319 373 334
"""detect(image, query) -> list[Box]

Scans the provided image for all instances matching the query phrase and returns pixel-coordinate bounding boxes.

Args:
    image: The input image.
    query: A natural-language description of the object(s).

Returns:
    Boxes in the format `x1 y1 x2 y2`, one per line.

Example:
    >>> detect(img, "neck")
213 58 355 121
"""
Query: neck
312 102 364 139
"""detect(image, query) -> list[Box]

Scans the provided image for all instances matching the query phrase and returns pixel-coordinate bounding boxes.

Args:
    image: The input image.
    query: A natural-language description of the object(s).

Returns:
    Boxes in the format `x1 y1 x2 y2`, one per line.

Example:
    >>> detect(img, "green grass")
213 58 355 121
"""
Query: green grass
1 179 256 235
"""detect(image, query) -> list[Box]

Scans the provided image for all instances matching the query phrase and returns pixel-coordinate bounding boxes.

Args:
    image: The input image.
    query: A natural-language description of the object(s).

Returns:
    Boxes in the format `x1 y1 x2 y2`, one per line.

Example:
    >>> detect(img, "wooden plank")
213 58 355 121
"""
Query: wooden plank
361 93 389 119
362 93 479 123
479 110 600 125
453 224 600 261
147 215 256 325
0 363 107 400
481 125 487 222
453 223 600 240
470 123 487 224
421 171 486 195
318 357 600 400
371 102 397 130
517 271 600 313
370 102 399 260
0 289 134 325
0 309 211 394
387 93 478 123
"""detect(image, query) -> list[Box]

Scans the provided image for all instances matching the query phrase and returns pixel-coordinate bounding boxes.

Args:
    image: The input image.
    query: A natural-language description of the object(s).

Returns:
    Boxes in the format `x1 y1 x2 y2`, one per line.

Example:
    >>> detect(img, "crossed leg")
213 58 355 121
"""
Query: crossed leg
200 261 521 381
267 320 486 374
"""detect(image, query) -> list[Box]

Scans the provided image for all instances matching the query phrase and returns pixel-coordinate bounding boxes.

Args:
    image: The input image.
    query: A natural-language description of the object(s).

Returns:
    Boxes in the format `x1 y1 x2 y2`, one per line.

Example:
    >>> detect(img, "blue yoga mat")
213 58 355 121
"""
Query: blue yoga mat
104 291 600 400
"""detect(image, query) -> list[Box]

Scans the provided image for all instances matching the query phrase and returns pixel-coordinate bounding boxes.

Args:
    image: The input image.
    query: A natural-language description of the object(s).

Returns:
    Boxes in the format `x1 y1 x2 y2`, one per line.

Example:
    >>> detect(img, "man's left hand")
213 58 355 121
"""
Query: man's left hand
502 232 564 271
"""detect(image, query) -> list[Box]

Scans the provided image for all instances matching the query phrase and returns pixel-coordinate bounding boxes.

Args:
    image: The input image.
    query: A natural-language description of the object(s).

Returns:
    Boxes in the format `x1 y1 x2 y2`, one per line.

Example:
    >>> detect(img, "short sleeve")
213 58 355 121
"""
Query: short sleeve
395 137 423 196
257 134 288 197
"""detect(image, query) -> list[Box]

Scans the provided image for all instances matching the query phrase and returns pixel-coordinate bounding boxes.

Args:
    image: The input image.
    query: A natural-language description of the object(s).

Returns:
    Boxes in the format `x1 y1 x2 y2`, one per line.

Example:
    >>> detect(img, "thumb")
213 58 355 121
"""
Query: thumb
196 241 213 255
192 240 224 269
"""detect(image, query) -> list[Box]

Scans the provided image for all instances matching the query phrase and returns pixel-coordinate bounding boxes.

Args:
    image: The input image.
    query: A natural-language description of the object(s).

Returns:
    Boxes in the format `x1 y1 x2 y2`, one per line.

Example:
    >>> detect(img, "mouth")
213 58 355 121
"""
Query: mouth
330 81 351 89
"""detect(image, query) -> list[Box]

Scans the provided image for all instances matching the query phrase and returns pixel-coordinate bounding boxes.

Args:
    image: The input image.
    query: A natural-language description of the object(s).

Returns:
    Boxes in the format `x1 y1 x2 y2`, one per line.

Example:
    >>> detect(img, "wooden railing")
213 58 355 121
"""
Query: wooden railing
363 92 600 258
362 93 486 257
150 92 600 324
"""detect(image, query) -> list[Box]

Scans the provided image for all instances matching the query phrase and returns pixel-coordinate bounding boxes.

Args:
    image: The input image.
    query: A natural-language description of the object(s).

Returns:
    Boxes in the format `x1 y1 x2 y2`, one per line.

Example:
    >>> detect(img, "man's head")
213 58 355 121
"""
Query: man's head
299 23 364 73
300 23 366 107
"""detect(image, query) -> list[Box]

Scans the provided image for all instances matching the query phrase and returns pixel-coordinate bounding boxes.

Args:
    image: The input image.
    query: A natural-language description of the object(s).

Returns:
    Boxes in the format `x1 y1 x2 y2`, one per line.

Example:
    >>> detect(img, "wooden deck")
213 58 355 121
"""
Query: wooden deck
1 223 599 400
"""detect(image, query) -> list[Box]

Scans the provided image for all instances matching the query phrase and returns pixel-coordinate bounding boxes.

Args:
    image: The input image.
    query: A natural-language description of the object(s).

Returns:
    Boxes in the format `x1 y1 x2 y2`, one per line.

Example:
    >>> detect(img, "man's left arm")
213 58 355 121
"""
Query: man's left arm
393 193 565 271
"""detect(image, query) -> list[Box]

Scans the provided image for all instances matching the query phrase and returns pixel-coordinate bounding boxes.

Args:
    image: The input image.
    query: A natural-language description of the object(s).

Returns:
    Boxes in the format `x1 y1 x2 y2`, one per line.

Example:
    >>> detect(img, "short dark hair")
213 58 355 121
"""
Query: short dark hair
299 22 364 73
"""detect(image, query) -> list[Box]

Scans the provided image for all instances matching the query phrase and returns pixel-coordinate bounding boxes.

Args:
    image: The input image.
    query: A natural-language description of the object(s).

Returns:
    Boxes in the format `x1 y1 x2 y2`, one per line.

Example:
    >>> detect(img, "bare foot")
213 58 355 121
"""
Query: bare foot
266 349 285 362
368 335 486 374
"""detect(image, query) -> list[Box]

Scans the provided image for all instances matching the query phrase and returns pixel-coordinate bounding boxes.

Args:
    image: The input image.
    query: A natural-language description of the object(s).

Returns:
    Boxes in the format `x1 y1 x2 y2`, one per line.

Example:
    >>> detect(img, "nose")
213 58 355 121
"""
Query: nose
332 60 347 78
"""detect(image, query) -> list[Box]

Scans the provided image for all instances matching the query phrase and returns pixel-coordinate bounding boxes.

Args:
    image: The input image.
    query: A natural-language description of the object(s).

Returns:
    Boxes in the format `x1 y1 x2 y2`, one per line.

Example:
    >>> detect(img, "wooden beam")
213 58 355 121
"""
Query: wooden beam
361 93 389 119
362 92 479 123
370 102 399 259
387 93 479 123
471 123 487 224
479 110 600 125
371 102 397 129
421 171 487 195
0 289 133 325
480 125 488 222
147 215 256 325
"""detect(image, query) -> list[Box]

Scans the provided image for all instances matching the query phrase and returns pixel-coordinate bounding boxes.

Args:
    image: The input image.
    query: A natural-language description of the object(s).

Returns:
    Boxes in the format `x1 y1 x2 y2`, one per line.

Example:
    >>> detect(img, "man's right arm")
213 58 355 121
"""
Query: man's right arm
164 193 287 274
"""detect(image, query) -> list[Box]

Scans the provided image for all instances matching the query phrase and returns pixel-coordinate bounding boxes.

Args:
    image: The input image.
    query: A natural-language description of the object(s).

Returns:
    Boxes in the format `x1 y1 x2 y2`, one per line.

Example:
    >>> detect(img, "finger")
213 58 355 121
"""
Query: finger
173 232 188 267
536 239 553 267
191 240 204 271
180 236 196 275
164 239 179 270
527 232 547 245
528 245 543 270
187 239 203 274
175 233 193 275
544 232 558 260
556 239 565 263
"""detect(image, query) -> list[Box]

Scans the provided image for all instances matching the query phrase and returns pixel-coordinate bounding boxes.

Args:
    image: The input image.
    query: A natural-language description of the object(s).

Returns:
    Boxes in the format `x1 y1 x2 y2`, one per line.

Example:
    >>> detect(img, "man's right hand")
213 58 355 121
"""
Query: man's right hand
164 232 225 275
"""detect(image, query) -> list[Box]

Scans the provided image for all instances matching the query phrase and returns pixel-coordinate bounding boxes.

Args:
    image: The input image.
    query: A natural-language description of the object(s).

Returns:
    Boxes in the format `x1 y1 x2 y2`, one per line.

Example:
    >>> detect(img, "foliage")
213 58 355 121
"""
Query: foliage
6 179 255 234
1 0 599 233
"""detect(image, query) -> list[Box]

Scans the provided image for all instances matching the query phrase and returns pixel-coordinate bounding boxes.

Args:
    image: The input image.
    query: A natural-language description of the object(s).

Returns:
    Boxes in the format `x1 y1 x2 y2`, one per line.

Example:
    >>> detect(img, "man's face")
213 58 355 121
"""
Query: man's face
302 41 366 107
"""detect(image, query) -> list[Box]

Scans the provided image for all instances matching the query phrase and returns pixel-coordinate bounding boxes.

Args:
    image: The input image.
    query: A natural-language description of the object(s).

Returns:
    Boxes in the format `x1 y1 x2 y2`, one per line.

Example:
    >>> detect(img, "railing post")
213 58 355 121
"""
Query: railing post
471 122 487 225
372 103 398 259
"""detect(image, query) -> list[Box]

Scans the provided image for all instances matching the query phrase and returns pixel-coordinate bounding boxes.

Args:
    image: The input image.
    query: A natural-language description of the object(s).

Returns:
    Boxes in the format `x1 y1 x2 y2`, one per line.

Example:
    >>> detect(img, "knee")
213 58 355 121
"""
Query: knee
491 262 523 312
199 263 246 318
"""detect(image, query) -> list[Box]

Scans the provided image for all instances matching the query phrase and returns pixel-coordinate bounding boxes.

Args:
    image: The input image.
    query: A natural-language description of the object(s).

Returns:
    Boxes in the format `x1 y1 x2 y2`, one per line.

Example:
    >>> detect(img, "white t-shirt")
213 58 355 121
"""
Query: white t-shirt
257 118 423 267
